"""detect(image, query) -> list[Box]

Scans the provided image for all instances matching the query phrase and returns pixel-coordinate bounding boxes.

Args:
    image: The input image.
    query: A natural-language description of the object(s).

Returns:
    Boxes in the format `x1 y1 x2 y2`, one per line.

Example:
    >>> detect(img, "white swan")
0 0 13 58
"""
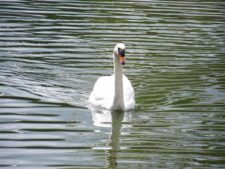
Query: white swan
89 43 135 111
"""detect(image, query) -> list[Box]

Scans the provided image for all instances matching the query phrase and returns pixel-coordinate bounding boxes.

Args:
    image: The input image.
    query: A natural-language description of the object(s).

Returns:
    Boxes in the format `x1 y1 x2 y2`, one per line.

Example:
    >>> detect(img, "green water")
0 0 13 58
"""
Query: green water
0 1 225 168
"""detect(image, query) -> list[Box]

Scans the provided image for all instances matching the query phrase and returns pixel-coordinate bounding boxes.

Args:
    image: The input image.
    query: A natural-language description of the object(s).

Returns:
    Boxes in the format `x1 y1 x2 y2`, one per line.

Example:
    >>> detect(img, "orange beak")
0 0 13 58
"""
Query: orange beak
120 56 125 65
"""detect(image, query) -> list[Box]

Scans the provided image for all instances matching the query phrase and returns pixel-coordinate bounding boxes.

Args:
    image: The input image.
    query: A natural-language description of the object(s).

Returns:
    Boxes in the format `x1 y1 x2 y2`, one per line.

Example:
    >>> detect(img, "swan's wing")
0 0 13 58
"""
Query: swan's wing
89 75 135 110
123 75 135 109
89 76 114 109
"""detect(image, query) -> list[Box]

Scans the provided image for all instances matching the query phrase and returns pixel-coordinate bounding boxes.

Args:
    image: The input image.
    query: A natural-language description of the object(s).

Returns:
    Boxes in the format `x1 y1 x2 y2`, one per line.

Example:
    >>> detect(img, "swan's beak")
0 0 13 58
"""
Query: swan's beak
120 56 125 65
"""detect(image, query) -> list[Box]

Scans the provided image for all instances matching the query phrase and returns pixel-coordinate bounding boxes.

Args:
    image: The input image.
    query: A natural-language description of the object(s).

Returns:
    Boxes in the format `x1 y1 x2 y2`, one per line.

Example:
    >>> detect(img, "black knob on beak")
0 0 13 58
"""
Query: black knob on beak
119 49 125 57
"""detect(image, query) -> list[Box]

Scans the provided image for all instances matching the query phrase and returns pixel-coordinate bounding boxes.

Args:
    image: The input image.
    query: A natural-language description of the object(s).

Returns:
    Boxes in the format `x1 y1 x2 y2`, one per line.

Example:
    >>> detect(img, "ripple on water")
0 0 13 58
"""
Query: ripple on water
0 0 225 168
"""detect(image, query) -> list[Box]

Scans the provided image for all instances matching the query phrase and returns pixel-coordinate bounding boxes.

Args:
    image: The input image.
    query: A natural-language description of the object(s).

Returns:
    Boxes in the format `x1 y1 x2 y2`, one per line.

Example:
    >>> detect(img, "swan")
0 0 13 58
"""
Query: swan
89 43 135 111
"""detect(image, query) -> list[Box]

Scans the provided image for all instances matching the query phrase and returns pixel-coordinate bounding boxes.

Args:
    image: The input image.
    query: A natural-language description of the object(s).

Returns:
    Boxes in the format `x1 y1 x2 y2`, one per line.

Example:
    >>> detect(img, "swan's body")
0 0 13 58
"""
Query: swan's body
89 43 135 111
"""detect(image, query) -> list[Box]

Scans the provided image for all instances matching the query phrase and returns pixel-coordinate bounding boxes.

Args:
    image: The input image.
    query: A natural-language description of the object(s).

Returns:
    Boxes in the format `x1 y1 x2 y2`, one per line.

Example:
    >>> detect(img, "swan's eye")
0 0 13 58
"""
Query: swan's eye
118 47 121 51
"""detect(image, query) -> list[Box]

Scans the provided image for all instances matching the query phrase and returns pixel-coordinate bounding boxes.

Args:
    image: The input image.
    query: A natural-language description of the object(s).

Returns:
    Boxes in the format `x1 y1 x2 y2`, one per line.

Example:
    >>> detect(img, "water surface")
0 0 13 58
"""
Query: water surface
0 0 225 168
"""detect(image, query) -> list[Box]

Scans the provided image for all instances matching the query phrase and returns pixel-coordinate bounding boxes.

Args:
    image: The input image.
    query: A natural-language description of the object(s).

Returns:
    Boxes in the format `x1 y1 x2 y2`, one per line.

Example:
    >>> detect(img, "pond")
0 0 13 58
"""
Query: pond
0 0 225 168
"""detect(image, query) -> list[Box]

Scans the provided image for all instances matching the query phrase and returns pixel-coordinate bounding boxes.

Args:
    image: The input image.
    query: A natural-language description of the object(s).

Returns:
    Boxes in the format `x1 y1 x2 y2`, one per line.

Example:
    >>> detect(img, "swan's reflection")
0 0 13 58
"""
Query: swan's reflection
91 109 131 168
91 109 131 127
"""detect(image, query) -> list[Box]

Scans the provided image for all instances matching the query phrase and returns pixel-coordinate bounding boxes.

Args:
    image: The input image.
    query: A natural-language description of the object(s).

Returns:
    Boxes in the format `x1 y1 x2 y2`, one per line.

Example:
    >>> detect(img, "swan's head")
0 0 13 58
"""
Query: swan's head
114 43 126 65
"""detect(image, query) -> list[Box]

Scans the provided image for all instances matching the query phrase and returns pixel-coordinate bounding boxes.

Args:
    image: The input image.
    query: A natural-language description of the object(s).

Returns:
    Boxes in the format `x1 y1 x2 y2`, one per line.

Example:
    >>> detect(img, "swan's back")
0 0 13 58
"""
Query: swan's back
123 75 135 110
89 75 114 109
89 75 135 110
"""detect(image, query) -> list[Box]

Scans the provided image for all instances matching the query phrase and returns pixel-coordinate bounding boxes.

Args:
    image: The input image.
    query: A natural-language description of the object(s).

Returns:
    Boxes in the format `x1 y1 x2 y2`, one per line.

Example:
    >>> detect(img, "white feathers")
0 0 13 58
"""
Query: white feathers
89 43 135 111
89 75 135 110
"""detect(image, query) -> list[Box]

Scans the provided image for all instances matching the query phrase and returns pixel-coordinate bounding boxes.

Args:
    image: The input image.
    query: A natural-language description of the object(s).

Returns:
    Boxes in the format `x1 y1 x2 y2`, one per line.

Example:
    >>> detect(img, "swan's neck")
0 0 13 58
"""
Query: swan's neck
112 54 124 110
